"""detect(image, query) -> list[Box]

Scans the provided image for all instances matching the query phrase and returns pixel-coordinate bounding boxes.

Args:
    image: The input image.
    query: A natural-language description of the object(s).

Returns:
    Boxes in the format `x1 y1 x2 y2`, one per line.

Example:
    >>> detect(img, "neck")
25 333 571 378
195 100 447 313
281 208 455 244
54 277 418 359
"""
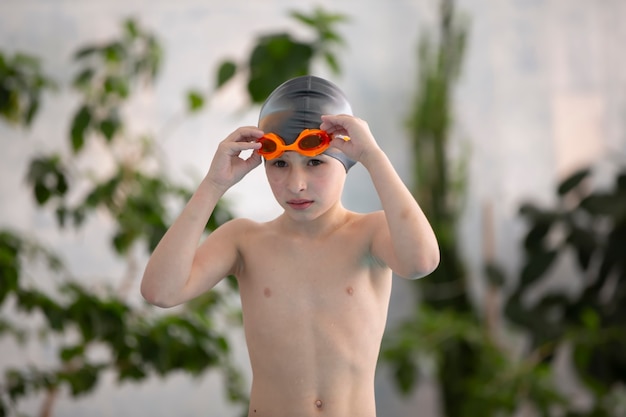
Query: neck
276 201 349 239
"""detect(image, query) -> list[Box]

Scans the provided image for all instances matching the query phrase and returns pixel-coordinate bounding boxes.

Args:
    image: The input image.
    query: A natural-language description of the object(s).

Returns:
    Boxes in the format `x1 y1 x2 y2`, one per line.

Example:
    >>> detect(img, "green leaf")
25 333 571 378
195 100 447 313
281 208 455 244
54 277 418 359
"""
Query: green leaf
557 168 590 196
55 206 68 227
103 42 125 63
70 105 92 152
74 46 98 60
103 76 129 98
72 68 94 89
0 88 19 123
524 220 553 251
99 114 120 140
33 183 51 205
113 229 135 254
567 227 596 270
117 362 146 381
324 51 340 74
24 98 39 126
394 356 418 394
216 61 237 88
124 18 139 39
0 231 21 304
60 345 85 362
60 364 100 396
0 51 55 127
580 192 626 218
186 90 205 112
289 11 317 27
520 249 558 286
247 34 312 102
6 370 27 401
289 8 348 39
26 156 69 205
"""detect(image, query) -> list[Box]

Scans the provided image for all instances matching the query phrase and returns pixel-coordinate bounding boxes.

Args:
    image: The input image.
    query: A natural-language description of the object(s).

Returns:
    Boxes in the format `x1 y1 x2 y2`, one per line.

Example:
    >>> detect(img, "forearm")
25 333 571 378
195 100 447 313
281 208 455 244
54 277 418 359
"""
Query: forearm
363 149 440 278
140 177 226 307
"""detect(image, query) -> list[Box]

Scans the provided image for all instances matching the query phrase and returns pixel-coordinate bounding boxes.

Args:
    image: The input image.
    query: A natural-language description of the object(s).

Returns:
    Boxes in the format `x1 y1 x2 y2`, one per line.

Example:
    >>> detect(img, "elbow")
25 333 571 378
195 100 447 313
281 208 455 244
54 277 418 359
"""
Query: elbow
140 285 164 308
140 278 179 309
141 291 178 309
419 252 441 279
399 247 440 280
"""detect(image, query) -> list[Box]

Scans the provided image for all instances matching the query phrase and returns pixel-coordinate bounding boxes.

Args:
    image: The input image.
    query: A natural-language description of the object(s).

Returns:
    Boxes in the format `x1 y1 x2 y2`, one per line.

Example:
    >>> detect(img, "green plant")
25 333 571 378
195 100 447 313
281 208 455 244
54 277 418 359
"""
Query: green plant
505 165 626 416
1 19 243 417
383 1 481 416
216 7 347 103
383 306 566 416
0 51 56 126
383 1 626 416
385 20 626 404
1 8 347 417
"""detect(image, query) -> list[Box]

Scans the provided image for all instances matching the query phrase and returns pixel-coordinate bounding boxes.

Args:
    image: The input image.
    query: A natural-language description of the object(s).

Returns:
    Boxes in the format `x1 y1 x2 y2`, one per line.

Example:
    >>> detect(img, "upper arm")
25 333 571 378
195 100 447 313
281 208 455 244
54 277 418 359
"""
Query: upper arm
368 211 431 280
180 218 247 302
367 211 397 270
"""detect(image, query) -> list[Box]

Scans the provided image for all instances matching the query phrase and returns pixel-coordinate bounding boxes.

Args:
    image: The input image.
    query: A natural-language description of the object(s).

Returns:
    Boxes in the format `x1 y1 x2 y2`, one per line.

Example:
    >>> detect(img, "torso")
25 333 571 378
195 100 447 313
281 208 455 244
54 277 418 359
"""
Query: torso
233 211 392 417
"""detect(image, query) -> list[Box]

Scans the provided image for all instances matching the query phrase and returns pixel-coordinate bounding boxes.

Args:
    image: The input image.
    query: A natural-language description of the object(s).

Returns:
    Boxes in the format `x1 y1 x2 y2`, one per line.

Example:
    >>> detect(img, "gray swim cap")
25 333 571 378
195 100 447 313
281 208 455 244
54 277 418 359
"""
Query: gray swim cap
258 75 356 171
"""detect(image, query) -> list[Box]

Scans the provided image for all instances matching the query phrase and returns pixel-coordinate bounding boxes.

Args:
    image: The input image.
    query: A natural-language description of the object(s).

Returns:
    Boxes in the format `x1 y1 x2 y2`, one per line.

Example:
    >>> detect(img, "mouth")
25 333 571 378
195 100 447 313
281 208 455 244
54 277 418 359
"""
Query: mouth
286 199 314 210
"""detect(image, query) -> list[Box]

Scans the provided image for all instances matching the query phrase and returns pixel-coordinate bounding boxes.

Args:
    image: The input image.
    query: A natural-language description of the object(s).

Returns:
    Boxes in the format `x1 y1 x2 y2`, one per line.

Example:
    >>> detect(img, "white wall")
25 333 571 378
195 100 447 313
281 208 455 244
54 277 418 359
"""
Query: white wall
1 0 624 416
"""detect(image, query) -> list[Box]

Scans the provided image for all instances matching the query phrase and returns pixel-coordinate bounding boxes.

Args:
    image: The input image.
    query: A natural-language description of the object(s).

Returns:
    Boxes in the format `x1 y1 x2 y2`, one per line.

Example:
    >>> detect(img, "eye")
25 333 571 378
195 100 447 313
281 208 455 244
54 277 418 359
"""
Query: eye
272 159 288 168
308 159 323 166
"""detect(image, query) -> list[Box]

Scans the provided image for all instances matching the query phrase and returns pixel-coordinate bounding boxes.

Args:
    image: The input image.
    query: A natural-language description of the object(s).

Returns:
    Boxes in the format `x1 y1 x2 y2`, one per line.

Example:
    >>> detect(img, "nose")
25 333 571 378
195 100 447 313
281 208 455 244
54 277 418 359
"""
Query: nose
287 166 307 193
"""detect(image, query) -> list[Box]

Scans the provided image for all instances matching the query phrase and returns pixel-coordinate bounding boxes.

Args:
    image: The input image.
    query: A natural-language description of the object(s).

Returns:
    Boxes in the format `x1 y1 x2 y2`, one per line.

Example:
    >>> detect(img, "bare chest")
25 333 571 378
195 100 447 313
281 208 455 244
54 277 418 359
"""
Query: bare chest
239 234 371 295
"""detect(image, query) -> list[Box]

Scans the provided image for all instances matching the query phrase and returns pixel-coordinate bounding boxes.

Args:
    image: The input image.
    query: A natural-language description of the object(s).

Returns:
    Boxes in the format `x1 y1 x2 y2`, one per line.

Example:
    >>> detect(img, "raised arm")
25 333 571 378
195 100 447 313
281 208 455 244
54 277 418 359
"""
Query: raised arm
140 127 263 307
320 114 439 279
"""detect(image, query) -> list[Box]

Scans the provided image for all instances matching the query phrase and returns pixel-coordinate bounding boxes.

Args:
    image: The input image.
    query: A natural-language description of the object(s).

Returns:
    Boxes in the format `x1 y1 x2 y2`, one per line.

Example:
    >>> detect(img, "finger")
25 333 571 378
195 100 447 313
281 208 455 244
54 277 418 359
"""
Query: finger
221 140 262 157
320 115 350 133
227 126 265 143
244 150 263 169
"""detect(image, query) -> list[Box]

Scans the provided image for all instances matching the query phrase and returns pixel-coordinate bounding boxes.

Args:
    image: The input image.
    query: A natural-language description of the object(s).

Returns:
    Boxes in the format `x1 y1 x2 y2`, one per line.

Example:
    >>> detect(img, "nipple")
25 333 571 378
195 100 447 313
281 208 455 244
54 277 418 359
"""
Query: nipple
315 399 323 409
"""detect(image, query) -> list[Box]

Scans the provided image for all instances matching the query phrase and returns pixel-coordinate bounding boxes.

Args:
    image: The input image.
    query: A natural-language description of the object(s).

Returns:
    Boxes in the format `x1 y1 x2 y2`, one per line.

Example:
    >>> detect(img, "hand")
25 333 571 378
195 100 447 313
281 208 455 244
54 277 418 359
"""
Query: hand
320 114 382 166
205 126 264 190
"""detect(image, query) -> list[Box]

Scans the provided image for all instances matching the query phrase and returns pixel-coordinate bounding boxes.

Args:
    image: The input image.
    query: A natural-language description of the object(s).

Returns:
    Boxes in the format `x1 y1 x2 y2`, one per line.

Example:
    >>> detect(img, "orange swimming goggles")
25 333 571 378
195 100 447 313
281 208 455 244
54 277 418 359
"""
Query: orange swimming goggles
257 129 348 160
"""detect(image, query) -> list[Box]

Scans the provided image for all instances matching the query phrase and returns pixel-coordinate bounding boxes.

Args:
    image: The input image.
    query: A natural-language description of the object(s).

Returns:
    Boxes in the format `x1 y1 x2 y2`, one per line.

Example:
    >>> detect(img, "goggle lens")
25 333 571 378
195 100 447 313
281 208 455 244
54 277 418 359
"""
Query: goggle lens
260 139 277 153
257 129 333 160
298 133 326 151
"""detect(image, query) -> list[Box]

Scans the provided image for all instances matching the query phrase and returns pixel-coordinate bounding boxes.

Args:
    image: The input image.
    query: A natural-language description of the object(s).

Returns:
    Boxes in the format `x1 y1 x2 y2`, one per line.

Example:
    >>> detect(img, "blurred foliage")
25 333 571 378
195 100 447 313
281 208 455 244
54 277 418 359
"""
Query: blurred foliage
383 306 567 416
0 232 243 403
415 164 626 417
383 0 626 416
0 51 56 127
407 0 470 312
0 8 346 417
383 1 482 416
216 7 347 103
504 166 626 415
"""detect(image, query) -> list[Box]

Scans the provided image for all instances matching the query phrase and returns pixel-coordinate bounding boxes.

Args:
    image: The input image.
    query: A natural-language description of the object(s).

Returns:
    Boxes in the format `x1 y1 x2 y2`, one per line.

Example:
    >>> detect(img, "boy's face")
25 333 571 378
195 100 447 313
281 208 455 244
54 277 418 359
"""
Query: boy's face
264 150 346 220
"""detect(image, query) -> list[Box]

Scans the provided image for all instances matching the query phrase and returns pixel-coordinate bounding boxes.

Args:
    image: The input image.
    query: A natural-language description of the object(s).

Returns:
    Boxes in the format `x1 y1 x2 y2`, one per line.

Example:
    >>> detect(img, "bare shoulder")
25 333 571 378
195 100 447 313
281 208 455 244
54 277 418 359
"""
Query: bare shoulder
212 216 266 240
213 216 281 245
345 210 386 233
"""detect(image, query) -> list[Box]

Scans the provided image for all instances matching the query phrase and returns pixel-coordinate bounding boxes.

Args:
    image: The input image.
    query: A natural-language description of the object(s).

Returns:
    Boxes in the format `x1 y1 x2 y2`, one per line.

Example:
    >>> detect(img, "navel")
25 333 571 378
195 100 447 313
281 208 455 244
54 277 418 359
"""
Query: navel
264 287 272 298
315 399 323 409
346 286 354 296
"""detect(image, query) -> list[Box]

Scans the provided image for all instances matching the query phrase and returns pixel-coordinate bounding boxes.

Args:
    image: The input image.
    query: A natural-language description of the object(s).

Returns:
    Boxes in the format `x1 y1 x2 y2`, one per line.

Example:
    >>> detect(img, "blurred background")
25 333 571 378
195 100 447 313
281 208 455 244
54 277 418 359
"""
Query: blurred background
1 0 625 416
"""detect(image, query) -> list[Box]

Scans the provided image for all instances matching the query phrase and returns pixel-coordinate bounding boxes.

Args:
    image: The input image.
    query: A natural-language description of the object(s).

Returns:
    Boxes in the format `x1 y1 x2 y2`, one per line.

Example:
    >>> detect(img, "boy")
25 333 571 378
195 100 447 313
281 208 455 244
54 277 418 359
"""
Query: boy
141 75 439 417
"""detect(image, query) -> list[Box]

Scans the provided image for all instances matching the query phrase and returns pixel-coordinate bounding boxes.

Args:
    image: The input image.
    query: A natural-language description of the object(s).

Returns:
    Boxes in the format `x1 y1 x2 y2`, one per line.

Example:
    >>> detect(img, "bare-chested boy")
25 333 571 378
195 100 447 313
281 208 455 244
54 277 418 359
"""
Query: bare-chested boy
141 76 439 417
